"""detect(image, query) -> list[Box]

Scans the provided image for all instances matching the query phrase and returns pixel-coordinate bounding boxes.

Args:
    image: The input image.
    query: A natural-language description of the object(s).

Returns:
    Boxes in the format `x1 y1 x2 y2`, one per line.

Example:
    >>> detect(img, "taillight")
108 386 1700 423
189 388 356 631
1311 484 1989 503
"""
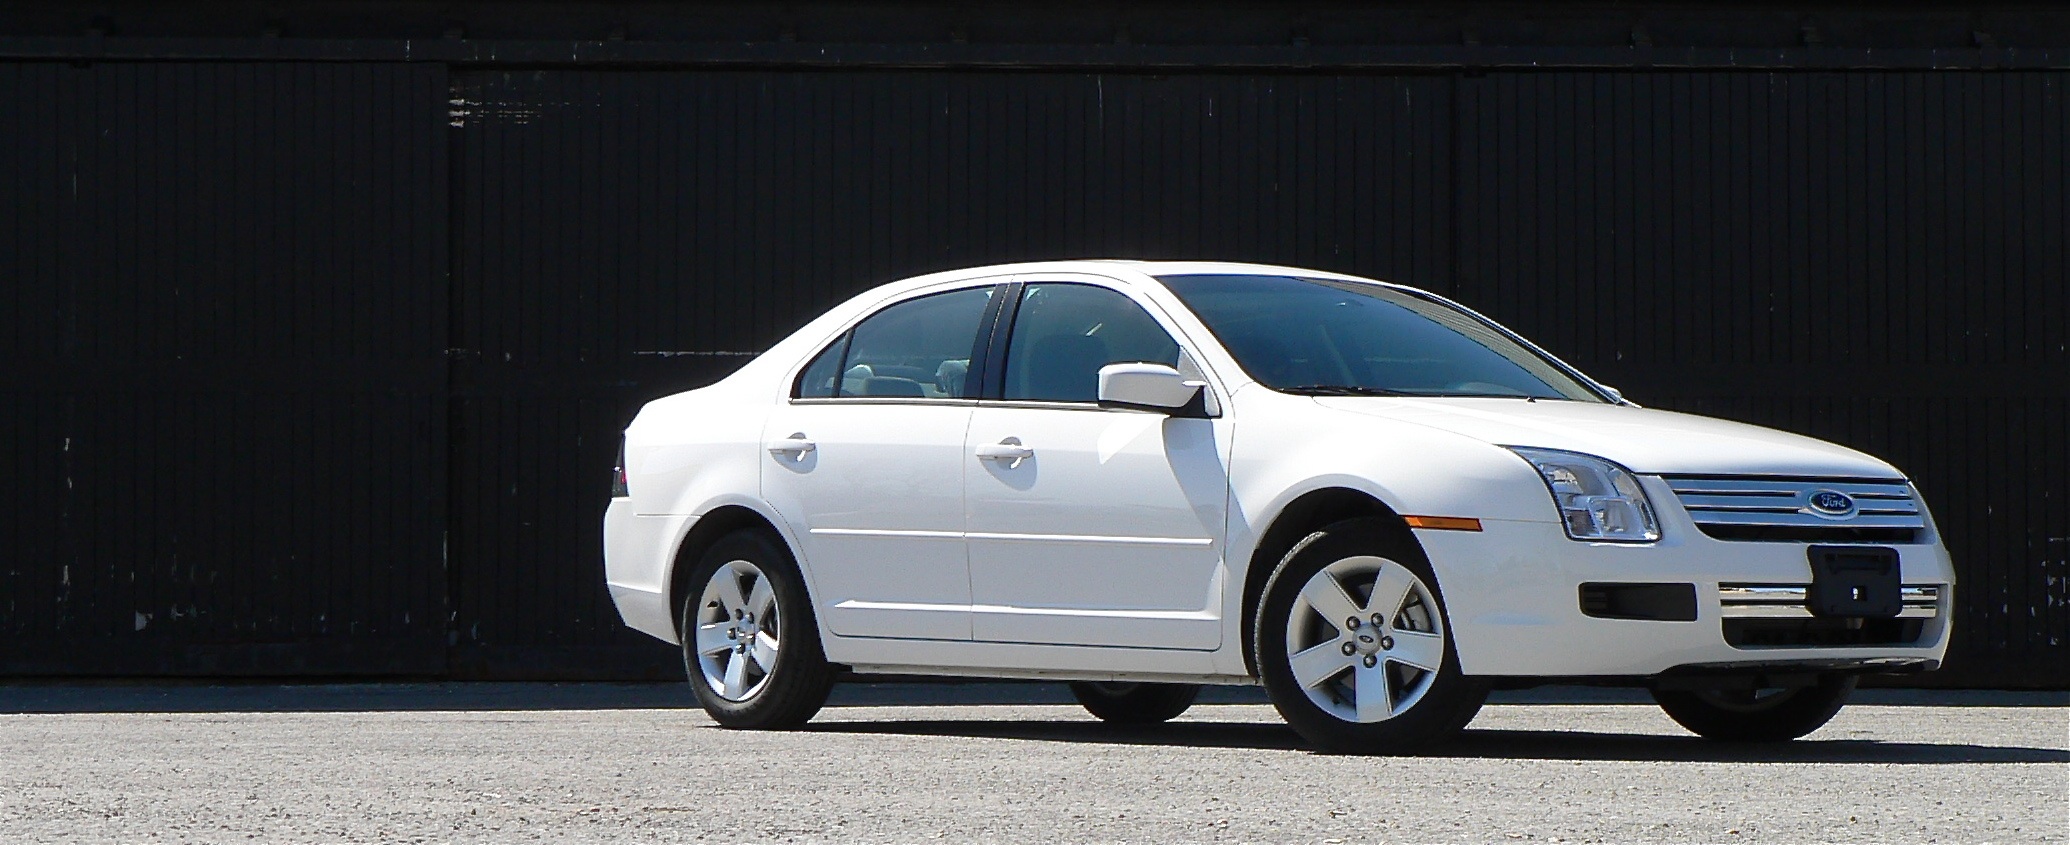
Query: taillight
611 440 630 498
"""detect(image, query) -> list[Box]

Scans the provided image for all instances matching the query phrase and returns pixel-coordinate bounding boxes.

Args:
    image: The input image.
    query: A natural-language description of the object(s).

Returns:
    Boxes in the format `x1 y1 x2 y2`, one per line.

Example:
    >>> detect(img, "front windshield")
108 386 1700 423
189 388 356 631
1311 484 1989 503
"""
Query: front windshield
1157 274 1605 401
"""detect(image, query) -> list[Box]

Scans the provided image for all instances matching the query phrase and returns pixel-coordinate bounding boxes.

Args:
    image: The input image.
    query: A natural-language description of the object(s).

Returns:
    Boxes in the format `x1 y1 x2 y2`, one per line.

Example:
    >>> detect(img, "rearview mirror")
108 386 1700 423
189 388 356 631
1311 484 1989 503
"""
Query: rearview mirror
1097 363 1208 417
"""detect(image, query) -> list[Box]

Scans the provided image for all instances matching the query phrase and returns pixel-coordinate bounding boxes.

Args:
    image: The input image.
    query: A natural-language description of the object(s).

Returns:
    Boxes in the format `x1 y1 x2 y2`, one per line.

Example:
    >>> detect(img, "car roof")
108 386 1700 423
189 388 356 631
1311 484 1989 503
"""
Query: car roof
872 259 1398 298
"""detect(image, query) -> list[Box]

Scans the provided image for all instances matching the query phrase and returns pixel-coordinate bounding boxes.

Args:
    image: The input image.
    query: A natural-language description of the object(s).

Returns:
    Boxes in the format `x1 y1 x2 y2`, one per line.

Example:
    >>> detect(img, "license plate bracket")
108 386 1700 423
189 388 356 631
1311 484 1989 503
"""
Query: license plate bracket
1806 545 1901 618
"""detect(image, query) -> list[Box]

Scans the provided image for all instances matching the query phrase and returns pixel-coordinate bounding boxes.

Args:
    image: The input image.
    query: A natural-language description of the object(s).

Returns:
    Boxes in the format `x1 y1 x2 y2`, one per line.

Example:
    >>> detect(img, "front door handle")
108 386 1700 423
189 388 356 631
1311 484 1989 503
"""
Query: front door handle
767 435 817 461
974 439 1034 468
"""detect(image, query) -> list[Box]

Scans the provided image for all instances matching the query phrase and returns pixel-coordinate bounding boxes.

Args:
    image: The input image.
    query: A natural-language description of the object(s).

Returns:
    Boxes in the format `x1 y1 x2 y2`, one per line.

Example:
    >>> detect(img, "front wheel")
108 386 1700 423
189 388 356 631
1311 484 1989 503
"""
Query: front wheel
1254 519 1488 754
1651 675 1857 742
681 529 835 729
1068 681 1201 724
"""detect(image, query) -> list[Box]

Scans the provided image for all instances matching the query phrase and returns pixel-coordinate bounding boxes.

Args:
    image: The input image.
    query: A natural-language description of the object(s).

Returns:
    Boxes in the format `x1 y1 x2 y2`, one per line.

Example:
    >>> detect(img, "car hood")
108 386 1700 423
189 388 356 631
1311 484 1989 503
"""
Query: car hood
1313 397 1904 478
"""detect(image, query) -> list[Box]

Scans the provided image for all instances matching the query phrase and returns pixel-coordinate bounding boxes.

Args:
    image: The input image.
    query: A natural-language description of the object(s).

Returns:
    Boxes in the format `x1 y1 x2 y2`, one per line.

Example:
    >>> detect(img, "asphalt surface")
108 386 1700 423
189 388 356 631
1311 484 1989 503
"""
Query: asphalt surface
0 683 2063 844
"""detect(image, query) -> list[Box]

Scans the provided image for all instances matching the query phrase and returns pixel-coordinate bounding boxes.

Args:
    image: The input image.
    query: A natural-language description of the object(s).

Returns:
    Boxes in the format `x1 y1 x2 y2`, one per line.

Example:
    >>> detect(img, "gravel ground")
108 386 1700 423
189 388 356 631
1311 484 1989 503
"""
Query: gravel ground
0 683 2062 844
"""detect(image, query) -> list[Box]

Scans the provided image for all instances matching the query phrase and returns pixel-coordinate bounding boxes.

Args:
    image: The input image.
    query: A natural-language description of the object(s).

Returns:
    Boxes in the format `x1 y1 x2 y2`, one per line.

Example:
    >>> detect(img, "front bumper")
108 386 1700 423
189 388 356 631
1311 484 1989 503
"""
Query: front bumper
1414 485 1954 678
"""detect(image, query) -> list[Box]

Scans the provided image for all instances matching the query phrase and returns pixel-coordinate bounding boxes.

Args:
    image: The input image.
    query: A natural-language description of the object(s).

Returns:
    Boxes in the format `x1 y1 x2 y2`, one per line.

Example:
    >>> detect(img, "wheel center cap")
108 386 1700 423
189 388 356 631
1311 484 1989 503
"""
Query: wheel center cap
1353 630 1384 656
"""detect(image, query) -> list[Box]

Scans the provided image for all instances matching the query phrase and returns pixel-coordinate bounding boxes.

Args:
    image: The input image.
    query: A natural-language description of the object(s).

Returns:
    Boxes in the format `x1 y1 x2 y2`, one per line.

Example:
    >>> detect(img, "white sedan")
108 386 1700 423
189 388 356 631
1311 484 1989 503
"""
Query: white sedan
604 261 1953 753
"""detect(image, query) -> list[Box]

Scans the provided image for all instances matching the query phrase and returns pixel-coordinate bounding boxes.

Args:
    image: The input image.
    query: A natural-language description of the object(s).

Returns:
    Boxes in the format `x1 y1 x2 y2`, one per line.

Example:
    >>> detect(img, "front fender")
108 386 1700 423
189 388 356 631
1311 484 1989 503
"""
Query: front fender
1226 390 1556 532
1219 389 1560 672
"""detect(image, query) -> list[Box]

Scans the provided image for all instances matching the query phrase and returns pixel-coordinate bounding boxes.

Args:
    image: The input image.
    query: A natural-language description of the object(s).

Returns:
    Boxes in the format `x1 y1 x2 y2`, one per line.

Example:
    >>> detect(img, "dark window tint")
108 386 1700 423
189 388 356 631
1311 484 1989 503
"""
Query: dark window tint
836 286 994 399
1002 283 1180 402
793 332 850 398
1157 274 1601 401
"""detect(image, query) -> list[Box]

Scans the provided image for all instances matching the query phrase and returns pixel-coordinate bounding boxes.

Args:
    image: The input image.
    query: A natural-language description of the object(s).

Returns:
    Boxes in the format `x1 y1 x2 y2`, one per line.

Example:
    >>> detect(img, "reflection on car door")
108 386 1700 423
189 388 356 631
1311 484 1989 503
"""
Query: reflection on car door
963 280 1231 651
760 284 999 642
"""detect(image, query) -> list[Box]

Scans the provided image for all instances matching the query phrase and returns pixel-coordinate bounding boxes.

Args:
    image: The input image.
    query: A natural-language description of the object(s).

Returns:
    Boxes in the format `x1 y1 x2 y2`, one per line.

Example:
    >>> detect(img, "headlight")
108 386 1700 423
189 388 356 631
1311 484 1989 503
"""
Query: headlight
1506 447 1659 543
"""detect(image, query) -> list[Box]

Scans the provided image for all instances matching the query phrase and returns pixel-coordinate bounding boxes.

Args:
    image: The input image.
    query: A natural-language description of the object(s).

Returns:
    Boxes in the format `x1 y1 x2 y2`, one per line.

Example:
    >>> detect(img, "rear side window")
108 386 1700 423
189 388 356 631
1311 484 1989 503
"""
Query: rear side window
1001 283 1180 403
794 286 995 399
793 332 851 398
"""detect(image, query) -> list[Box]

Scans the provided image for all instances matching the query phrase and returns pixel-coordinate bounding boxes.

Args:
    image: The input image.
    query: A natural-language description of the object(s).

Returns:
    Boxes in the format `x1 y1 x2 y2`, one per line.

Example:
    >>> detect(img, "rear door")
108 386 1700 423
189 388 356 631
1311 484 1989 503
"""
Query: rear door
761 283 1002 641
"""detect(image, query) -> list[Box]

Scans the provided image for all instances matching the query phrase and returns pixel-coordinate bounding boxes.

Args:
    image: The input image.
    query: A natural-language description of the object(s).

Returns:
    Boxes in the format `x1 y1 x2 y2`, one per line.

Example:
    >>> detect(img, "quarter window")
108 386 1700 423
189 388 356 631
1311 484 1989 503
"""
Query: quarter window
1001 283 1180 403
794 286 994 399
793 332 850 398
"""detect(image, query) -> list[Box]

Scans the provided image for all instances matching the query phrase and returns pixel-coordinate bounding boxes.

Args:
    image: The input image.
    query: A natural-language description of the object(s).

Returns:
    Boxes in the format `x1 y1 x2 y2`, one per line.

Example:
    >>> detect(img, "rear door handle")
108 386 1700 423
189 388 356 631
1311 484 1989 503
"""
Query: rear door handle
767 436 817 460
974 440 1033 468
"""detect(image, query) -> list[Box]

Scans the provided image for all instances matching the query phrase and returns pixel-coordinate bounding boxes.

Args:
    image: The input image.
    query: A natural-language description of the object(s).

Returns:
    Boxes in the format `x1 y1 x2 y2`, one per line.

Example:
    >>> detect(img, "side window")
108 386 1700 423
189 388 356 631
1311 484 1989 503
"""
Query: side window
817 286 994 399
793 332 850 398
1002 283 1181 402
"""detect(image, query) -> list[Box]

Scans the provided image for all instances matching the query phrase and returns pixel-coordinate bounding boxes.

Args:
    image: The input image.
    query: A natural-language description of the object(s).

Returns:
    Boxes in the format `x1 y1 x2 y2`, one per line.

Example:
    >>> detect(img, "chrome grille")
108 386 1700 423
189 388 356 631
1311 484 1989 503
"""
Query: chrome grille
1718 584 1942 619
1665 476 1925 542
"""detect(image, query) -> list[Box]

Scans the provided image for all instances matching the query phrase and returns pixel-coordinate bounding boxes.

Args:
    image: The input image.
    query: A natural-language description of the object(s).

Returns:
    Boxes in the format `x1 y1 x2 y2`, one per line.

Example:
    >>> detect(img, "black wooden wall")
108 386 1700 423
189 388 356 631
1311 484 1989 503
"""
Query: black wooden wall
2 62 452 674
3 44 2064 685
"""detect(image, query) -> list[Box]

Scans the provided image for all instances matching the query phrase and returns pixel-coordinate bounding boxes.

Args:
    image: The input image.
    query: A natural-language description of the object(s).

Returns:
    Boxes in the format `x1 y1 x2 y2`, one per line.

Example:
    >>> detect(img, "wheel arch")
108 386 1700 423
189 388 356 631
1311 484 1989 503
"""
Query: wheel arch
666 504 798 638
1238 486 1423 676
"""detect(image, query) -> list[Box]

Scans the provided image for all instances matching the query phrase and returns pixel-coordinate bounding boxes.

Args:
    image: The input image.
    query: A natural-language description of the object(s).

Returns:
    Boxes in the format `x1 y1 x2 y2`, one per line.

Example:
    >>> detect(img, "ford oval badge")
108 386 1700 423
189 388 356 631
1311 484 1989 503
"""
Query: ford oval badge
1807 490 1857 517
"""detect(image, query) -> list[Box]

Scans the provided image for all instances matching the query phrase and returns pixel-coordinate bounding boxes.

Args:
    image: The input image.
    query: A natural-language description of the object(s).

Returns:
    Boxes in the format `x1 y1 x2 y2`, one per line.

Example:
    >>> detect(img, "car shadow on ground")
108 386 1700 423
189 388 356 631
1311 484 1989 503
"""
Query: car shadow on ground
799 719 2070 764
2 680 2060 718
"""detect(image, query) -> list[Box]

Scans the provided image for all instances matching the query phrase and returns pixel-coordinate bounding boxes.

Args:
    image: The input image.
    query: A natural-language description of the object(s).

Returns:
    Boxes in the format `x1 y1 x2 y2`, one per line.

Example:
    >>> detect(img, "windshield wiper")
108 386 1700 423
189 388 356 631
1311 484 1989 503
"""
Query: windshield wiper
1415 391 1562 400
1278 384 1412 397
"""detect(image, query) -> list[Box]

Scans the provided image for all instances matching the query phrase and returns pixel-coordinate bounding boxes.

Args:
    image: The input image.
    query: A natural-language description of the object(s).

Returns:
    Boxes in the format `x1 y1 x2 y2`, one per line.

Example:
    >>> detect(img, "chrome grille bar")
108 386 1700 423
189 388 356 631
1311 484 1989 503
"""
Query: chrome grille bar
1686 511 1926 528
1665 476 1927 533
1718 584 1941 618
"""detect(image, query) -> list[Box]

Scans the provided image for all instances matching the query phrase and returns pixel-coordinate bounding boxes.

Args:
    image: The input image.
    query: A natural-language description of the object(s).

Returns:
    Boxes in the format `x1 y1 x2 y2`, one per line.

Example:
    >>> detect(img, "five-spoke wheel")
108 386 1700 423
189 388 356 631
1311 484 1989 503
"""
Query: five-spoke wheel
1256 518 1486 754
691 558 783 702
1283 554 1448 724
681 529 834 728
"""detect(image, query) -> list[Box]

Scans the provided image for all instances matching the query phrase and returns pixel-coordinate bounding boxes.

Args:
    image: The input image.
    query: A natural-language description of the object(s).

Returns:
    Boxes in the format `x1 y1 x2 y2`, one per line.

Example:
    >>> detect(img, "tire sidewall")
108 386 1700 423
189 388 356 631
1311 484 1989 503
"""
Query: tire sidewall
682 529 833 728
1068 681 1201 724
1254 518 1485 754
1652 674 1858 742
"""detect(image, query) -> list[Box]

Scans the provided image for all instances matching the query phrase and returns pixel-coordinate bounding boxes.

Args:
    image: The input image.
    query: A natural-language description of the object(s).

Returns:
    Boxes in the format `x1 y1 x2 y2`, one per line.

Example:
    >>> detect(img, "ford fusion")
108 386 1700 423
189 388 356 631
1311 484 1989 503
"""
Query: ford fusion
603 261 1952 753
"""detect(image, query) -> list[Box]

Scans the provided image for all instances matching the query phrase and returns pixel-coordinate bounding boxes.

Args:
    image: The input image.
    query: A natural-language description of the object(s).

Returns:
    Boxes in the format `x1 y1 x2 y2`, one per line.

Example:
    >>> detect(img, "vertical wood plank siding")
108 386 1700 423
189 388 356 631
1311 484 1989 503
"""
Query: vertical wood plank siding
0 63 451 675
4 63 2062 685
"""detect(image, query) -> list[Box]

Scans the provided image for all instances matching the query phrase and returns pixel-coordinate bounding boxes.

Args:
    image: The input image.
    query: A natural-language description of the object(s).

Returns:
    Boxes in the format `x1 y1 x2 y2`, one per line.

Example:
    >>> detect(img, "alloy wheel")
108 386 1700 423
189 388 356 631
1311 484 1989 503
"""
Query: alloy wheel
1283 555 1446 723
692 559 781 701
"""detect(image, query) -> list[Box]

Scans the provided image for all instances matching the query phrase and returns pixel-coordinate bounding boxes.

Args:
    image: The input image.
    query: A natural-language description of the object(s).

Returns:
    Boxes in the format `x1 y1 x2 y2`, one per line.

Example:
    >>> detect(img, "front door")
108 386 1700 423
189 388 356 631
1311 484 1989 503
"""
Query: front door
963 280 1231 650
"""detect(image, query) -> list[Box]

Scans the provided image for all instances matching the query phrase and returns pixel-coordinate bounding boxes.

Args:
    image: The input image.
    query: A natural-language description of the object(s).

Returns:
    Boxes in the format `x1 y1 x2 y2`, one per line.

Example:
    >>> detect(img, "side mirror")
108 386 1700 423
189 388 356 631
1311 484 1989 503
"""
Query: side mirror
1097 363 1208 417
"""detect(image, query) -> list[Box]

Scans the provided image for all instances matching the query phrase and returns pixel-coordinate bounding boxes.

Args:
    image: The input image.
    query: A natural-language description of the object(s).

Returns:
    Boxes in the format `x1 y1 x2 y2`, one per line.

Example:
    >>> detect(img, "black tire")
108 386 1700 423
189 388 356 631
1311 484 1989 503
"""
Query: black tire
1651 674 1857 742
1254 518 1488 755
680 529 835 729
1068 681 1201 724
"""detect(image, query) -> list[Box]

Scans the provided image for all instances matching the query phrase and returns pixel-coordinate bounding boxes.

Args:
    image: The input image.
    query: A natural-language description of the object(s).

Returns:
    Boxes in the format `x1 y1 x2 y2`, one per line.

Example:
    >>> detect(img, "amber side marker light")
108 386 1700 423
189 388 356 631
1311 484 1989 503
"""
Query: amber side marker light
1402 515 1483 532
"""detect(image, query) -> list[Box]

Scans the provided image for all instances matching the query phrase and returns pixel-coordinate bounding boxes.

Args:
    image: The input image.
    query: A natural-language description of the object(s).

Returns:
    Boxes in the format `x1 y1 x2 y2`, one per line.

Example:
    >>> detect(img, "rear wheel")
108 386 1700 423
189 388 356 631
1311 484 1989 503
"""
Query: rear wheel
1068 681 1200 724
1651 675 1857 742
1254 518 1487 754
681 529 835 729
